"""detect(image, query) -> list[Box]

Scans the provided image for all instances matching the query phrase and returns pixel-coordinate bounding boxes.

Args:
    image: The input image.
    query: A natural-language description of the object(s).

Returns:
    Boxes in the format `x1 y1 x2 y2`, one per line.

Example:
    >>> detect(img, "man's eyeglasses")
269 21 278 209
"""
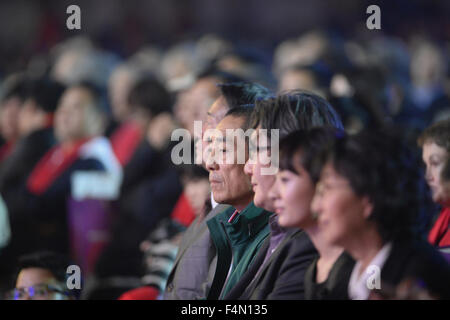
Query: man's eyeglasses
5 283 71 300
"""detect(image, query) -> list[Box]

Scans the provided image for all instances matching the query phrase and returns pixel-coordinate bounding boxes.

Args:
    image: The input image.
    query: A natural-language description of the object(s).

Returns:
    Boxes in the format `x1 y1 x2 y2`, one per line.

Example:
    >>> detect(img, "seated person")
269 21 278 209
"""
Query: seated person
118 164 210 300
164 82 272 300
90 77 181 296
418 119 450 247
23 82 121 256
0 77 65 282
5 251 80 300
0 74 29 163
225 90 344 300
312 128 450 299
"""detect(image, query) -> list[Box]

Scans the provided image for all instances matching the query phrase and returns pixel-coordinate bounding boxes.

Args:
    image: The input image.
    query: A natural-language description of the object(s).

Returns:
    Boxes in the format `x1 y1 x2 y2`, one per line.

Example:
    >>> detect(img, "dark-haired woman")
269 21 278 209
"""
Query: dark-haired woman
268 128 355 300
418 119 450 248
312 128 450 299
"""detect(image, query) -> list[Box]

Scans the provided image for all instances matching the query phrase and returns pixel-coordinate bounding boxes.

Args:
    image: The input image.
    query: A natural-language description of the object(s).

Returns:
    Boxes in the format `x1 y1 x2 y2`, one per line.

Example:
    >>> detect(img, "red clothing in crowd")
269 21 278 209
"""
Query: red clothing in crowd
27 139 88 195
428 207 450 247
170 193 196 228
110 121 143 166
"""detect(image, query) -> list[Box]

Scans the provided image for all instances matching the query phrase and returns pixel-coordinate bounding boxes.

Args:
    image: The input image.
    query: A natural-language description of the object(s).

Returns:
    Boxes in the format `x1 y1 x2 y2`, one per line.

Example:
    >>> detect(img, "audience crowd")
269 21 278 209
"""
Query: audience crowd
0 30 449 300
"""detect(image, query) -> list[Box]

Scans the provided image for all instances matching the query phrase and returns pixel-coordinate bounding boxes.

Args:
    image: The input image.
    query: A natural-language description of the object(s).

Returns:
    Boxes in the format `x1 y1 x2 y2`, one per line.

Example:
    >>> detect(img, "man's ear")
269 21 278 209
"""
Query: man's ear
362 196 374 219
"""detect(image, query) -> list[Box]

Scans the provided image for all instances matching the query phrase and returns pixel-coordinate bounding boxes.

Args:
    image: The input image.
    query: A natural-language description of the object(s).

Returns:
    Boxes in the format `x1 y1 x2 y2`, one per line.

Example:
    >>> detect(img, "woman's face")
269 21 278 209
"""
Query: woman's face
422 142 448 205
55 87 92 143
269 152 316 229
311 162 371 247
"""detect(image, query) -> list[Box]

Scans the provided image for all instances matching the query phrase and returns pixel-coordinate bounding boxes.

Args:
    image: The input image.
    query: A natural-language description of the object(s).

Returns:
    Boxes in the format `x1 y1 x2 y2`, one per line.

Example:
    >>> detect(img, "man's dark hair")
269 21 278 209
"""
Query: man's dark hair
279 127 343 184
218 82 272 110
16 251 71 284
250 90 343 140
323 127 426 242
128 75 172 117
26 78 66 113
224 107 255 131
14 251 81 299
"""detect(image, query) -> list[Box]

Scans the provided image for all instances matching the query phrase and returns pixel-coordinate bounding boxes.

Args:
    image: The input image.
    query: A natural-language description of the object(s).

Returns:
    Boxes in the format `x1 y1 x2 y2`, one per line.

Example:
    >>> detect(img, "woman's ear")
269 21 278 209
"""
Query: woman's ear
362 196 374 219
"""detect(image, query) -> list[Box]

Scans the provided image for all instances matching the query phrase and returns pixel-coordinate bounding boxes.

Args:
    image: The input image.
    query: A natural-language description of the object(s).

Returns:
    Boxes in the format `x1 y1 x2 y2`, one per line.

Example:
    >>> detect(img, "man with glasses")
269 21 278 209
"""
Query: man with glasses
5 251 79 300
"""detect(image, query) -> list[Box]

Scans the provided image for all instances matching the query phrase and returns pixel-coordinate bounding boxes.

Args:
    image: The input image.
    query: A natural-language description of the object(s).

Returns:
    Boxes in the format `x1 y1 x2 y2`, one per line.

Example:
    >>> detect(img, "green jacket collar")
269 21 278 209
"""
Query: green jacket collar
223 202 271 246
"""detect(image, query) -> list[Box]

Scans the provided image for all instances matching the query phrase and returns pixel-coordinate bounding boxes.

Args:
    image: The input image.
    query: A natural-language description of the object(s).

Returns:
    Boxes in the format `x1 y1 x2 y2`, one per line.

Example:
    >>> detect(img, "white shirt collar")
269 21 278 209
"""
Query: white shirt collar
348 242 393 300
211 192 218 209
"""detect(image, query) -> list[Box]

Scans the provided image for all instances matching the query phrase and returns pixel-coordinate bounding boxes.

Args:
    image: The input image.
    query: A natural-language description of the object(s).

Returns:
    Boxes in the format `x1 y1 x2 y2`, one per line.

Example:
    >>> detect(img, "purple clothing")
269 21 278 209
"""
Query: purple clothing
254 215 288 279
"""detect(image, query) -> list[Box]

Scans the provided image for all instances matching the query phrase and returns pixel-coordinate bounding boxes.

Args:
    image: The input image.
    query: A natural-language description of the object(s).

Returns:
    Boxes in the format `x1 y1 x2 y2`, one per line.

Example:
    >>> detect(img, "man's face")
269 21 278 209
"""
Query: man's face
206 114 254 210
195 96 228 166
14 268 62 300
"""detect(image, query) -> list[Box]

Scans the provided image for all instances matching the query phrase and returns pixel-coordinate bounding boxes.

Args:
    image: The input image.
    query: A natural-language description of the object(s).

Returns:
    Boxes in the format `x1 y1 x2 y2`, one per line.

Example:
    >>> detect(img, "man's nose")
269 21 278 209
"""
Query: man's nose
206 148 218 171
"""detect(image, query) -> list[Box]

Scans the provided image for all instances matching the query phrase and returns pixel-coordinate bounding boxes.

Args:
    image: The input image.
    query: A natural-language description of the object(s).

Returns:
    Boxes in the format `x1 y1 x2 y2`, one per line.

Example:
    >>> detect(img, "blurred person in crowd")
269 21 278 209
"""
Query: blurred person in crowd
91 76 181 297
107 63 143 166
329 65 389 132
160 42 201 92
272 31 330 80
409 40 448 117
0 78 65 282
0 78 64 199
0 75 29 162
118 164 210 300
278 64 330 97
164 82 272 300
215 48 275 89
312 128 450 299
174 69 222 137
5 251 80 300
51 36 119 90
172 68 241 140
225 92 344 300
108 63 140 126
418 119 450 247
21 82 121 256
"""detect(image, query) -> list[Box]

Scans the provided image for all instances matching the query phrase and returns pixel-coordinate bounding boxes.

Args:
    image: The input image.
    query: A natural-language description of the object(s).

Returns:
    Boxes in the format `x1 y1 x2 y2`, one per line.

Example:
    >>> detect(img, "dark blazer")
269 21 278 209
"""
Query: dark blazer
379 237 450 299
224 229 318 300
304 252 355 300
